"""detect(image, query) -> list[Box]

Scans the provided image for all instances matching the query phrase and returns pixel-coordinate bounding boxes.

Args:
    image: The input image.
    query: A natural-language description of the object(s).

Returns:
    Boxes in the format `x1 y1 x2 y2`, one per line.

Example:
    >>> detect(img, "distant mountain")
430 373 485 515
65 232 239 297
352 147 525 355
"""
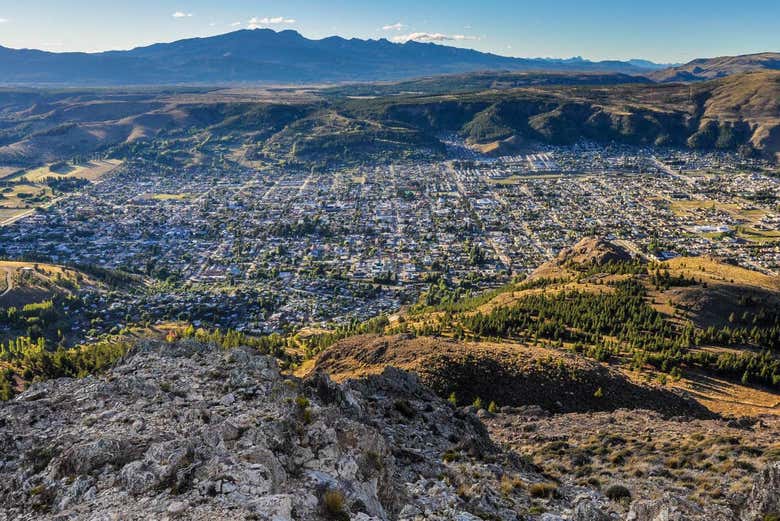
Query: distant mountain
650 52 780 82
0 29 663 85
626 58 679 70
0 70 776 168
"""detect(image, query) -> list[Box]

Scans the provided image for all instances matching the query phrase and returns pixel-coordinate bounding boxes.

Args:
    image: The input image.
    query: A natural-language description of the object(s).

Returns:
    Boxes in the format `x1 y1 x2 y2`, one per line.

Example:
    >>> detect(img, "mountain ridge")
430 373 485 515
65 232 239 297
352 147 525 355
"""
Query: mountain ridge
0 29 667 85
649 52 780 82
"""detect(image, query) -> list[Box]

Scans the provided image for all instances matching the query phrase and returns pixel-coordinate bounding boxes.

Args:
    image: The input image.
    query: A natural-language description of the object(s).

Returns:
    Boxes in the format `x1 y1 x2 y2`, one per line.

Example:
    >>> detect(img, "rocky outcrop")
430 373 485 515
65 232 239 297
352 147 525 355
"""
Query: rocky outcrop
626 495 731 521
555 236 635 267
741 462 780 521
1 338 774 520
0 340 547 520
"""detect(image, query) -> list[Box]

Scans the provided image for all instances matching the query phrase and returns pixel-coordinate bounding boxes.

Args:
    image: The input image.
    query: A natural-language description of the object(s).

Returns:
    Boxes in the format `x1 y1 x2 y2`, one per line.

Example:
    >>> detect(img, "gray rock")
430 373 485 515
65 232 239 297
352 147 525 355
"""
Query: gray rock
627 494 730 521
574 500 612 521
741 461 780 521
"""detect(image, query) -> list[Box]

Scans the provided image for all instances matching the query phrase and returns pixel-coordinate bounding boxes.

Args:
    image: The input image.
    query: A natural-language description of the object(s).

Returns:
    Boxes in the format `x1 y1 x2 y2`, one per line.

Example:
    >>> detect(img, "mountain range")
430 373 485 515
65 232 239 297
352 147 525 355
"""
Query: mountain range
1 29 774 85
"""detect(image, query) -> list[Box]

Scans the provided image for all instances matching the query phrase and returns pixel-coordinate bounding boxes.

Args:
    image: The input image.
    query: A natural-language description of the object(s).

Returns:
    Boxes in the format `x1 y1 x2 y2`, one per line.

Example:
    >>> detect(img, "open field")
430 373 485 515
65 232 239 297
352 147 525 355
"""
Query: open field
0 160 121 226
672 368 780 416
14 159 123 183
669 198 767 223
146 193 191 201
0 208 33 226
735 226 780 243
0 183 52 209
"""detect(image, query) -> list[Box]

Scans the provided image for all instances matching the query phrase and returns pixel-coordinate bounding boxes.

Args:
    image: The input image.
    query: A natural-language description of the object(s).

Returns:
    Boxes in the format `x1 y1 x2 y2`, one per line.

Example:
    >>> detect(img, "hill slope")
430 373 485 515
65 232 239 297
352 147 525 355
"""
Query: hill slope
0 339 590 520
1 338 778 521
306 237 780 417
0 70 777 168
650 52 780 82
310 333 711 417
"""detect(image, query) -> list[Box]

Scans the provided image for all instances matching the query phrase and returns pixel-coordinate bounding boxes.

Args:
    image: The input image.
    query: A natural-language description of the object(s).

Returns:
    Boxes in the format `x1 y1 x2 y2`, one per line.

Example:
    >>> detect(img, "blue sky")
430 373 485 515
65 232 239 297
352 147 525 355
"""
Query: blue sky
0 0 777 62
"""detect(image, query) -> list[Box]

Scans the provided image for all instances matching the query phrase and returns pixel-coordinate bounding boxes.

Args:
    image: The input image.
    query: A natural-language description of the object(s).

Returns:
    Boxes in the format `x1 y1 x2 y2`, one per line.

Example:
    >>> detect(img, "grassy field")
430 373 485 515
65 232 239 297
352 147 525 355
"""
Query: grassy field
485 173 592 184
0 160 122 224
16 159 123 183
669 198 767 223
735 226 780 243
0 183 53 209
145 193 191 201
0 208 30 224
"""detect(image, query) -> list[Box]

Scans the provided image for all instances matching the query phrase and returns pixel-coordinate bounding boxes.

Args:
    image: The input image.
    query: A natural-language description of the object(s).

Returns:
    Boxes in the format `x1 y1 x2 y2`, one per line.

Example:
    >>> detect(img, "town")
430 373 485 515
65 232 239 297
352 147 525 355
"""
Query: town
1 143 777 342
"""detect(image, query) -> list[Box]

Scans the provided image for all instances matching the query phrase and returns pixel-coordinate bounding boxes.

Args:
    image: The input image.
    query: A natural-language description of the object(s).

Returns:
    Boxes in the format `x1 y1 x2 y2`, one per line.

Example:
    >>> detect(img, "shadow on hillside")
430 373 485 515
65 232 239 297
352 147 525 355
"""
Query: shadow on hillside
420 354 716 419
315 334 716 419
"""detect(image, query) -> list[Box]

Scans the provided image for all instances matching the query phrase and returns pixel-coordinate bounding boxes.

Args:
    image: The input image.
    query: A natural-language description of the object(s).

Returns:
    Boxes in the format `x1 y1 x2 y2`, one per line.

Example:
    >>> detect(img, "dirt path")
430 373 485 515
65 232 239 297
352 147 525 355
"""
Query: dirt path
0 271 13 297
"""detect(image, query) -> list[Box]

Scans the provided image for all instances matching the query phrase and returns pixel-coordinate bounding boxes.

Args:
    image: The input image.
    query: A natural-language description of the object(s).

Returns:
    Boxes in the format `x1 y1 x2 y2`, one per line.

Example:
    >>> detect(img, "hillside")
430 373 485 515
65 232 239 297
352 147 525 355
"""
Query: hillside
0 261 99 309
343 71 780 159
1 337 778 521
306 237 780 417
650 52 780 82
308 334 711 417
0 70 777 168
322 71 653 98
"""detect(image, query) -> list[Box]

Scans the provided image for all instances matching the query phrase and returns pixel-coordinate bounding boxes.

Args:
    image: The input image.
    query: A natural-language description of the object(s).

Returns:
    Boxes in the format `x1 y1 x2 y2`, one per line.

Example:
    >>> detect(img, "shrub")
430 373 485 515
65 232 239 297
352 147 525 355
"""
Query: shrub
765 446 780 461
593 387 604 398
393 399 416 418
447 392 458 406
322 489 346 517
442 449 460 462
488 401 498 414
605 484 632 501
499 474 523 496
528 482 559 499
472 397 483 410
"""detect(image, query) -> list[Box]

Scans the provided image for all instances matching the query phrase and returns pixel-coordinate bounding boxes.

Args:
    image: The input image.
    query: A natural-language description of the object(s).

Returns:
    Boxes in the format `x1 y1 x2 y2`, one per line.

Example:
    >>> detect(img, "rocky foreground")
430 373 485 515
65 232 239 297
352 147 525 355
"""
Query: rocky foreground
0 340 777 521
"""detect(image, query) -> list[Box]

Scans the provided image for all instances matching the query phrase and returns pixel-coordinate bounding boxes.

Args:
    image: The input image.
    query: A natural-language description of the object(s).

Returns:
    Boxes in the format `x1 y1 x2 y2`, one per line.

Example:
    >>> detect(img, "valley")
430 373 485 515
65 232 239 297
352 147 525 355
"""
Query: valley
0 21 778 521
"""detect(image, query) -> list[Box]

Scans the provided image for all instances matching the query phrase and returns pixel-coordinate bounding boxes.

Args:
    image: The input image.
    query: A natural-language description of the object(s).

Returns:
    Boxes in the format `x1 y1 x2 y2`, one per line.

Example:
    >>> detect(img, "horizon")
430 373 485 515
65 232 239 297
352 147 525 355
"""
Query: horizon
0 0 778 63
0 28 691 65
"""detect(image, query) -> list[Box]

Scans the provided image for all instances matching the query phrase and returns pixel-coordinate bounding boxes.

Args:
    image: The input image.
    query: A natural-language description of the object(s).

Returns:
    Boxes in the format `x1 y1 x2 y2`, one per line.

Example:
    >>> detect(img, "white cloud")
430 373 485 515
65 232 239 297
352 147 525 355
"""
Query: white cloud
0 18 8 24
382 22 405 31
391 32 479 43
172 11 193 19
248 16 296 29
231 21 242 27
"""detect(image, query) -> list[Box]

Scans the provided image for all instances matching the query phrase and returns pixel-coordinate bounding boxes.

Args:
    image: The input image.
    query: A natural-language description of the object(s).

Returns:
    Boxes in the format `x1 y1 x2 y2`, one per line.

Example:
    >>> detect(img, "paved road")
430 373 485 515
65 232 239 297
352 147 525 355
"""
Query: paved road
0 208 36 227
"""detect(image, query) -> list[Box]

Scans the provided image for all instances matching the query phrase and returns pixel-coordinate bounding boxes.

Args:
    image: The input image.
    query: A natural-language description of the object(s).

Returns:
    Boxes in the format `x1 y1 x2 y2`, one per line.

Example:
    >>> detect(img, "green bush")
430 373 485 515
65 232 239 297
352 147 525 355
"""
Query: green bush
605 484 631 501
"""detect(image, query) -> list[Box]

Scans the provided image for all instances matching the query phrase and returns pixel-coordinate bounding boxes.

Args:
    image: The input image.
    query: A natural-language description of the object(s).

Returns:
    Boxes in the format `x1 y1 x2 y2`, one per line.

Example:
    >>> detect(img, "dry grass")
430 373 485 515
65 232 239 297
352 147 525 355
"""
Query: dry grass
0 262 101 308
17 159 122 183
669 199 767 224
486 409 780 510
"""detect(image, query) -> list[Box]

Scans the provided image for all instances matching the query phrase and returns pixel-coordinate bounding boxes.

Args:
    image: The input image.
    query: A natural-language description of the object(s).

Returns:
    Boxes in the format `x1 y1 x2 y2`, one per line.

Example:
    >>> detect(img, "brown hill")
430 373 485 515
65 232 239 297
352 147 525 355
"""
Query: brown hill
0 261 99 309
552 236 634 267
308 237 780 416
1 70 779 169
650 52 780 82
308 334 712 417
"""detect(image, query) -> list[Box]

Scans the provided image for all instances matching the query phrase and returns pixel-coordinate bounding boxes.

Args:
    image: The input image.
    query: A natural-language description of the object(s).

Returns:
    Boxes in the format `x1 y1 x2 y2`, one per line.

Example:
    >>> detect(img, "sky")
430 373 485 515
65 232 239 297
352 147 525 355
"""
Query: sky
0 0 777 63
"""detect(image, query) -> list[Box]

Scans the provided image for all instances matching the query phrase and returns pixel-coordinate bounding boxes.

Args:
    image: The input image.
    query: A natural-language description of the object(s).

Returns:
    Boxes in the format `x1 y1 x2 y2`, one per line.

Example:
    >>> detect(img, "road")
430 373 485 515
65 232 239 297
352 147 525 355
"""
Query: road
0 208 36 227
0 271 13 297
